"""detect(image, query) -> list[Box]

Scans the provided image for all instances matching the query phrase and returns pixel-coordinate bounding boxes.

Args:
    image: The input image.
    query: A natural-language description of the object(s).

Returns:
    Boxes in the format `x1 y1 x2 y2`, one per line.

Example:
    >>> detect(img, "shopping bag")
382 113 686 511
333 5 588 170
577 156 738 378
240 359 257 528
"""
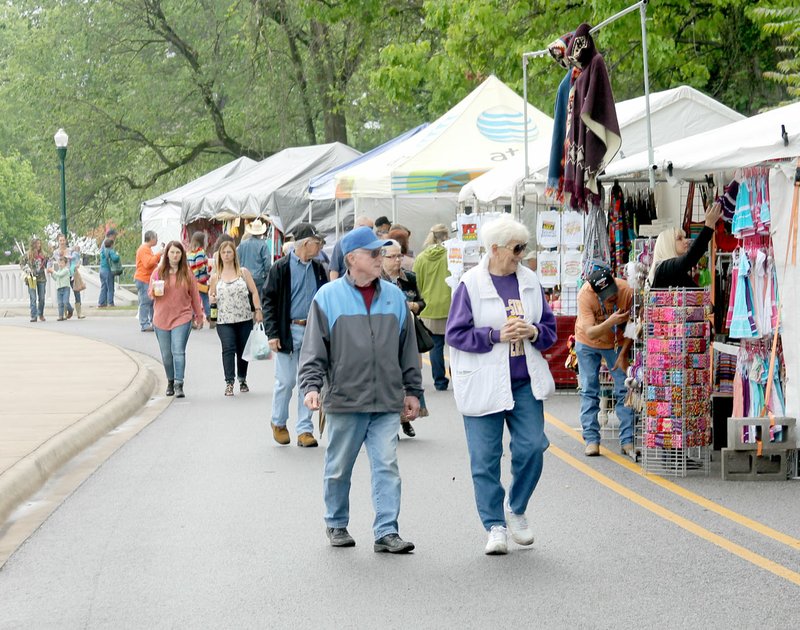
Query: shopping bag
243 322 271 361
72 269 86 292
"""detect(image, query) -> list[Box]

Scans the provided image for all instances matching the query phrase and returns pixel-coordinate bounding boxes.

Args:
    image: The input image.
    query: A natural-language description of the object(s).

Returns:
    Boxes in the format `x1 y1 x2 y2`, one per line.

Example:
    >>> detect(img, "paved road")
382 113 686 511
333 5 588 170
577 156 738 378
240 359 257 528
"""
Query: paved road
0 316 799 628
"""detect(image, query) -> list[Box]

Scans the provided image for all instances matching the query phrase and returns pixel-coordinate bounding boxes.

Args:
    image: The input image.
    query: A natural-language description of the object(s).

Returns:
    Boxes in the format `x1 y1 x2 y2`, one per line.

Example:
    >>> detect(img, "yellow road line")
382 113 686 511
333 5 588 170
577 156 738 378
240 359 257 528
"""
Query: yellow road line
547 444 800 587
545 412 800 552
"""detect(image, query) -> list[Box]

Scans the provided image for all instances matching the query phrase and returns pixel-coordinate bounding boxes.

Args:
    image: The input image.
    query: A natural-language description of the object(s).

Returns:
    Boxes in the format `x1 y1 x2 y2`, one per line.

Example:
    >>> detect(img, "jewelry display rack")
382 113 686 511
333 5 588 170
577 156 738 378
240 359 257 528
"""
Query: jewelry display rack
641 288 713 477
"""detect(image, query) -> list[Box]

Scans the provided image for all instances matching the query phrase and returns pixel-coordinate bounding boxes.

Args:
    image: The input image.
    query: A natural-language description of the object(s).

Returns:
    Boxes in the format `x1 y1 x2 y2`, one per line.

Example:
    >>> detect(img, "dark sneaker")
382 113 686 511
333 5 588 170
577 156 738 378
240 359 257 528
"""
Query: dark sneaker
166 380 175 396
326 527 355 547
401 422 416 437
174 382 185 398
239 380 249 393
374 533 415 554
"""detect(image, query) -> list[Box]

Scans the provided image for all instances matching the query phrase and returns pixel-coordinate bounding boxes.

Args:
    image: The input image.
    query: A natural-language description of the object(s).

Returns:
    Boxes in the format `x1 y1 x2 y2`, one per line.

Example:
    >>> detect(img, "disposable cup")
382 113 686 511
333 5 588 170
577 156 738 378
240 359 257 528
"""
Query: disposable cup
153 280 165 296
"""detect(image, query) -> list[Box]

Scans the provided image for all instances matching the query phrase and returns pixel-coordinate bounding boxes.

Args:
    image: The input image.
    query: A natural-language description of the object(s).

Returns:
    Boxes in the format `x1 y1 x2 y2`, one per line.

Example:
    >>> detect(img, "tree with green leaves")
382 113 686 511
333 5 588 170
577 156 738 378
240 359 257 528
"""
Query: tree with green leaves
748 2 800 99
0 153 50 257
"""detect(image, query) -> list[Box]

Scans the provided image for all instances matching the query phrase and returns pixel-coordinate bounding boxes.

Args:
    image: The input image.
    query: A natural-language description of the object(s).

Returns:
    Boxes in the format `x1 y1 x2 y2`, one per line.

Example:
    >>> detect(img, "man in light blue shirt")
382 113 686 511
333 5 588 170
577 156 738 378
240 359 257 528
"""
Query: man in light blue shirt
262 222 328 448
237 218 272 297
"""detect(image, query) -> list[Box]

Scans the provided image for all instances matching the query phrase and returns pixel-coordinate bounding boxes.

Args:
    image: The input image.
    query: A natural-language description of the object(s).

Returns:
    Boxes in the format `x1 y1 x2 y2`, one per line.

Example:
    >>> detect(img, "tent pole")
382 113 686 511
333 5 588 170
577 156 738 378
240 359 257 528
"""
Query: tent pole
309 200 313 223
335 199 340 240
523 56 529 181
391 196 397 224
639 1 656 191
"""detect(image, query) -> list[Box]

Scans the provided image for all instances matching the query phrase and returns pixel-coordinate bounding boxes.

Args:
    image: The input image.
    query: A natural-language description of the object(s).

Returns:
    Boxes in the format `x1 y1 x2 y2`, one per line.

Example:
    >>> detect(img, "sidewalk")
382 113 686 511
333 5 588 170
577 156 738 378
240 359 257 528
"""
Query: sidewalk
0 325 157 525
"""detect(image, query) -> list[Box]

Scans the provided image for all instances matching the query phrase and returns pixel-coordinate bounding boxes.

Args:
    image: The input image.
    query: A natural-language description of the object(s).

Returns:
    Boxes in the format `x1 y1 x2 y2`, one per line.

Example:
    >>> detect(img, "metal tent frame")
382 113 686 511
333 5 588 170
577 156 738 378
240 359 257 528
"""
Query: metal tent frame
522 0 656 191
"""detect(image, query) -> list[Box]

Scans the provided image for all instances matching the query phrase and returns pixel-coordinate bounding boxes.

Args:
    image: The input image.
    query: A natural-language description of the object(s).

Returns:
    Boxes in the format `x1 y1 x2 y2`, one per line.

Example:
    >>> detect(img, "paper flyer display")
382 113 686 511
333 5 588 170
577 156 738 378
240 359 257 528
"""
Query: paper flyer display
444 239 464 276
561 249 582 287
537 211 560 249
537 250 560 288
561 211 584 248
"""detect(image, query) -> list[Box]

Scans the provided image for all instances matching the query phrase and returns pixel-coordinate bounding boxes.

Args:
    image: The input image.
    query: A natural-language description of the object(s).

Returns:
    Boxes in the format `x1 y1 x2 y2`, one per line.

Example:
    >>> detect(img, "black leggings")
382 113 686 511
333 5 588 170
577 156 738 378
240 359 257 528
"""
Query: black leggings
216 319 253 383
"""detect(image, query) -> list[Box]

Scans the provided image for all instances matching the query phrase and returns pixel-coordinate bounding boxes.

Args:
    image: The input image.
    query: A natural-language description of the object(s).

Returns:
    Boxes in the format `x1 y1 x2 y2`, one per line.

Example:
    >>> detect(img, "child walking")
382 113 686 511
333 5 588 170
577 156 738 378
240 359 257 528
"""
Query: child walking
48 256 74 320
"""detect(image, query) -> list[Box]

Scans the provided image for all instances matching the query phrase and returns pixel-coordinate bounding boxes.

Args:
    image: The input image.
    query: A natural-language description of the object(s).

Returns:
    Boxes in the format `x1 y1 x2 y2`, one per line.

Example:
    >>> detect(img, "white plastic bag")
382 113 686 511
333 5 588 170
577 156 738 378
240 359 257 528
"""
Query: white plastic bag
243 322 272 361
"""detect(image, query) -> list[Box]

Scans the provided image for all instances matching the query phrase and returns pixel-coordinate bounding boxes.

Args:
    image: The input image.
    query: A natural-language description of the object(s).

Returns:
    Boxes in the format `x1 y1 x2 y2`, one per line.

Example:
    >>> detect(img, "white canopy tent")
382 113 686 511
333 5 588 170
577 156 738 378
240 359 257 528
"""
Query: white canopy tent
140 157 258 244
333 75 553 250
603 100 800 180
458 86 745 208
181 142 361 234
604 100 800 420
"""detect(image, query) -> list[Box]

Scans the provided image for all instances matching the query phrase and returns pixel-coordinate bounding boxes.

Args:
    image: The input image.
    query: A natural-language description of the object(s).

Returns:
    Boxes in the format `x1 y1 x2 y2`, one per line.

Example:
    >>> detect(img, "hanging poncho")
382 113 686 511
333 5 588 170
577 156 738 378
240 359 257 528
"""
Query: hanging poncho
546 32 576 194
563 23 621 211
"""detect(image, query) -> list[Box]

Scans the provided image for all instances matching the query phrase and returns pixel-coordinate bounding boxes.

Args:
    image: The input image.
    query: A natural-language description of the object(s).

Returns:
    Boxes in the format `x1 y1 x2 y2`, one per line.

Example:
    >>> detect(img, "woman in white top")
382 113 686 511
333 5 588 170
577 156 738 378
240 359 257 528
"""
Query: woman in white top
209 240 263 396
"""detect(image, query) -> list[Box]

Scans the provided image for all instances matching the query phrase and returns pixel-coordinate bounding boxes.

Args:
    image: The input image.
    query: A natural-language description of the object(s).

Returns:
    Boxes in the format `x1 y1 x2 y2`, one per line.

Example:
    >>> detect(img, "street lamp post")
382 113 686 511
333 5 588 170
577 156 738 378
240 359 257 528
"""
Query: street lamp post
54 128 69 236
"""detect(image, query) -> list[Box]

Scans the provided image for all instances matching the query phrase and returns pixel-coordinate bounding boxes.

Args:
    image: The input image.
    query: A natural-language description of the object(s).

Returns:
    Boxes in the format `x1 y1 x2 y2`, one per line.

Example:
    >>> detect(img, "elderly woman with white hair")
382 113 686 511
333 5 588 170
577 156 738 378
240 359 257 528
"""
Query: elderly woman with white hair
648 201 722 289
445 215 557 556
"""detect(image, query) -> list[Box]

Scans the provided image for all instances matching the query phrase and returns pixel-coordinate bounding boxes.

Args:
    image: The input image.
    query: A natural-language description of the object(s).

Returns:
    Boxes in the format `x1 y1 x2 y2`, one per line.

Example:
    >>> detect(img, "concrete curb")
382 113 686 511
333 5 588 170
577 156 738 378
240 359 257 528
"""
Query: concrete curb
0 347 157 525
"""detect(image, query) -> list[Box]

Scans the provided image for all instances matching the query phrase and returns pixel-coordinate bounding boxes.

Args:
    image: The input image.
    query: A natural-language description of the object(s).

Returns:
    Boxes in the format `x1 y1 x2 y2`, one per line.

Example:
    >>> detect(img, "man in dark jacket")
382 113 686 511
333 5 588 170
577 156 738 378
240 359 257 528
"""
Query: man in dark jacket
262 222 327 447
299 227 422 554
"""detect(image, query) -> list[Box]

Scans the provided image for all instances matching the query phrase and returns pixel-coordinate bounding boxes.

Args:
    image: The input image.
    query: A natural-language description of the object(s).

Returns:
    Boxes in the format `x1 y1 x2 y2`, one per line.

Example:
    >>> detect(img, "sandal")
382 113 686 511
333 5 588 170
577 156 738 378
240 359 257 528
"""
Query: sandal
239 381 249 393
224 382 234 396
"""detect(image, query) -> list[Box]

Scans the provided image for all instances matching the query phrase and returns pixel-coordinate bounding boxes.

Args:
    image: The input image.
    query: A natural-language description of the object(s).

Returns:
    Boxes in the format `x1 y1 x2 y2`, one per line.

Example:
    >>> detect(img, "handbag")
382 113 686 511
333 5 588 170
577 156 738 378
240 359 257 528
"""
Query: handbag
413 314 435 353
25 273 37 289
72 268 86 292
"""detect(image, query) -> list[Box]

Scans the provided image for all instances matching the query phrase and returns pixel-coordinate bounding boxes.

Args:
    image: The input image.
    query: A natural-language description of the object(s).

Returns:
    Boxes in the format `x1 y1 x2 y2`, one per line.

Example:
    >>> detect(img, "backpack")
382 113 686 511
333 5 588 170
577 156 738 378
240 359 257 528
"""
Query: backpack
106 249 124 276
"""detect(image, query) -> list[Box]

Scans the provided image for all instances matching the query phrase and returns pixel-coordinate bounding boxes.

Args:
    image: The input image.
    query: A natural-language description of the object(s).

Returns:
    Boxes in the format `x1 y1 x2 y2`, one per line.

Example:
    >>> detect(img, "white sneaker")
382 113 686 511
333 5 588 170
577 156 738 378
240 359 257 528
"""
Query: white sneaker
504 500 535 546
484 525 508 555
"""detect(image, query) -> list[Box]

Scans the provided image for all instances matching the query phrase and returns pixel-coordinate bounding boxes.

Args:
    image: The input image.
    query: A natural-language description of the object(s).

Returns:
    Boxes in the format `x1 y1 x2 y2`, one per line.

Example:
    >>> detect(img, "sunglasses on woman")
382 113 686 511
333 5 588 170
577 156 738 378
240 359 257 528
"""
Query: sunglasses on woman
501 243 528 255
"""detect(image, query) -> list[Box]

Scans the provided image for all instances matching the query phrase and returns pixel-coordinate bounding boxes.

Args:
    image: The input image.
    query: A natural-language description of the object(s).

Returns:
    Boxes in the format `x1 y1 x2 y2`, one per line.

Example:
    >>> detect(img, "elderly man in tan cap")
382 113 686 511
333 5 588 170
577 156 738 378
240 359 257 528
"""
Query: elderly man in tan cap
236 218 272 298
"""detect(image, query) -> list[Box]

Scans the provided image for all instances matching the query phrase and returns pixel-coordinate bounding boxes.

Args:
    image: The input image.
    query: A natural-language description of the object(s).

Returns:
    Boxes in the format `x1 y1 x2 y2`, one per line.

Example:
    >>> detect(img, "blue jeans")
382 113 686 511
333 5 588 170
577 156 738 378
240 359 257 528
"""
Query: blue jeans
463 380 549 530
135 279 153 330
323 411 402 539
28 281 46 319
431 333 448 390
199 291 210 319
56 287 72 318
575 341 634 446
271 323 313 434
99 269 115 306
154 321 192 382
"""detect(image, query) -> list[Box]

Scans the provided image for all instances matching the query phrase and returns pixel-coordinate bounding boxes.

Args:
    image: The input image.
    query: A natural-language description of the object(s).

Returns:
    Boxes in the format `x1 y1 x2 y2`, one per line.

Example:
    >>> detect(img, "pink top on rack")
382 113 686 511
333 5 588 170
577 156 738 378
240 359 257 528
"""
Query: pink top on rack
150 271 203 330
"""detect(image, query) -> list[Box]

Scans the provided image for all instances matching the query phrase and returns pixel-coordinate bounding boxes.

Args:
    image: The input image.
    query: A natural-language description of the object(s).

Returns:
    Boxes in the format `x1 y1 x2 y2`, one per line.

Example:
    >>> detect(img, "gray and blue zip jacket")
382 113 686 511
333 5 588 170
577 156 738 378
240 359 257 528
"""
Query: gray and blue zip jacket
298 273 423 413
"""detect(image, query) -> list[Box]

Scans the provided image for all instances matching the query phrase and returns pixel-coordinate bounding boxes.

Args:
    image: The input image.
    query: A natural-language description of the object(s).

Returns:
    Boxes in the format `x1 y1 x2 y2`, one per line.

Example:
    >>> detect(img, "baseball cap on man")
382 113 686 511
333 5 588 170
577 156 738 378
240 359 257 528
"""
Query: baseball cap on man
341 226 392 256
291 222 322 242
587 267 618 302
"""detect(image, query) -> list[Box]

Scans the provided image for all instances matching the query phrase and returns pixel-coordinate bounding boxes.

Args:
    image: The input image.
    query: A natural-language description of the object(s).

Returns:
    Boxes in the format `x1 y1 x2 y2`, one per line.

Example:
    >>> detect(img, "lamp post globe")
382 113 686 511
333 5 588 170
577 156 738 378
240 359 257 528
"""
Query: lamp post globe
54 128 68 236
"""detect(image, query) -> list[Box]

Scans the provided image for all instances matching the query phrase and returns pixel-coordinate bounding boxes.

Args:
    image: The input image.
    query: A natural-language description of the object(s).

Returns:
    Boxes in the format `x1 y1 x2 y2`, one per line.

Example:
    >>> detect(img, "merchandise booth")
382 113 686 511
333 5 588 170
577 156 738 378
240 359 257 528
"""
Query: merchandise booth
603 101 800 478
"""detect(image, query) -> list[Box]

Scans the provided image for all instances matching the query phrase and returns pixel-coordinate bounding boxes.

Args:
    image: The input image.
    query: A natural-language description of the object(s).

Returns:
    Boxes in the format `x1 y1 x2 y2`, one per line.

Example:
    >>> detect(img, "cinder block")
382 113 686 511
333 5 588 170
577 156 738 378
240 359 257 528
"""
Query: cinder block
721 448 793 481
726 417 796 451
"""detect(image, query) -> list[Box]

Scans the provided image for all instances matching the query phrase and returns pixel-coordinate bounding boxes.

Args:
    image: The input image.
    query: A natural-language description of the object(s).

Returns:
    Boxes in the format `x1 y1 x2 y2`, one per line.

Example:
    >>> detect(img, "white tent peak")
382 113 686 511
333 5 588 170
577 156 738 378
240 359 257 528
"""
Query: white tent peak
615 85 743 129
335 75 554 198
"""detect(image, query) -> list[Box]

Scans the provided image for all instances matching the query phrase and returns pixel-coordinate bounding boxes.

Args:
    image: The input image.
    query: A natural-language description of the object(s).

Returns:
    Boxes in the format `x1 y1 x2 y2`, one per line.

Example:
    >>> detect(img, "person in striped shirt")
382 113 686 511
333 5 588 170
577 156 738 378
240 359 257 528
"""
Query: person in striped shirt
188 231 211 325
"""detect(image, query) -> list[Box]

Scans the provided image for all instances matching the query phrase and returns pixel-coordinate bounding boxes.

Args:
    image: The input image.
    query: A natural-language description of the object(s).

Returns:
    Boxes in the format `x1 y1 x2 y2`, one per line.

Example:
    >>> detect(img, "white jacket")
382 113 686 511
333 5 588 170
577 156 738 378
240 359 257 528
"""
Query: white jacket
449 256 555 417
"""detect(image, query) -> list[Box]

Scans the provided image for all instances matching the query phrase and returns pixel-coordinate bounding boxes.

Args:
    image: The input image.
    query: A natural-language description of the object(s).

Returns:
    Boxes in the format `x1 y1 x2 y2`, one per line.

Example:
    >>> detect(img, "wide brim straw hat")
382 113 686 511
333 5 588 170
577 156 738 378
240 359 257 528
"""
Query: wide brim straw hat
246 218 268 235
